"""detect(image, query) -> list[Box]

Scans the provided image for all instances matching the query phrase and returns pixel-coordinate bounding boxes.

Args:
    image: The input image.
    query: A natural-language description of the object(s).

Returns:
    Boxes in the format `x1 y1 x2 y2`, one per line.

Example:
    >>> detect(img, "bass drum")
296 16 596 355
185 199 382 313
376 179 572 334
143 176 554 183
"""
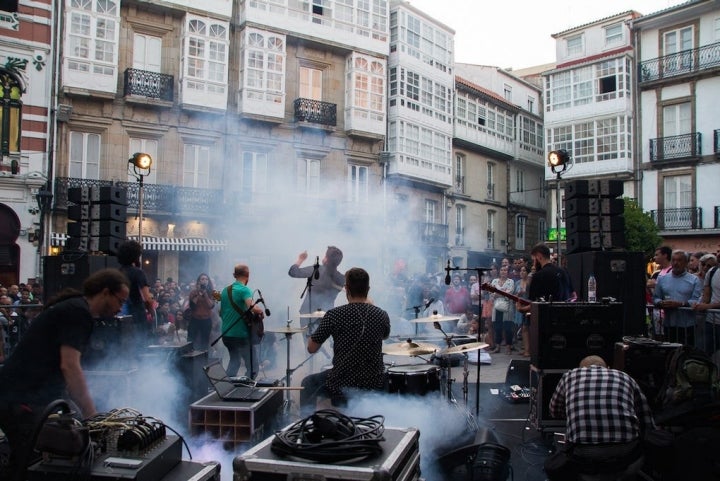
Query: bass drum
386 364 440 395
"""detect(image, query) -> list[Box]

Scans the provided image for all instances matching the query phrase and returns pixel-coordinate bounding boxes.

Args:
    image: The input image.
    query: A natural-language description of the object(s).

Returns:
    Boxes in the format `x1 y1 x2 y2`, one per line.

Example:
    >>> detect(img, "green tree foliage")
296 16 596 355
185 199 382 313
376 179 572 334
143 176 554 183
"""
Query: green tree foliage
624 197 661 258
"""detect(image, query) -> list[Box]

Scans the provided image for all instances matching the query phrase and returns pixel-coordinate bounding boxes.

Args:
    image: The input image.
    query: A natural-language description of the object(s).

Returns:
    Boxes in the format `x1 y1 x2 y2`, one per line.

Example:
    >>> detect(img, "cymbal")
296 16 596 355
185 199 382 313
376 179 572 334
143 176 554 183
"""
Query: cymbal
410 314 460 323
298 310 326 318
439 342 489 355
266 326 307 334
382 340 438 356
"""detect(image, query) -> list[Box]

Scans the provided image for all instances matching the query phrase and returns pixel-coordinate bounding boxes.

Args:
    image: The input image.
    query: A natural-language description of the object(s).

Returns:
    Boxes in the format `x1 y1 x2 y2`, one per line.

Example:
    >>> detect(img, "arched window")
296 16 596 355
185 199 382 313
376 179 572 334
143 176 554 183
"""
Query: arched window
0 69 23 156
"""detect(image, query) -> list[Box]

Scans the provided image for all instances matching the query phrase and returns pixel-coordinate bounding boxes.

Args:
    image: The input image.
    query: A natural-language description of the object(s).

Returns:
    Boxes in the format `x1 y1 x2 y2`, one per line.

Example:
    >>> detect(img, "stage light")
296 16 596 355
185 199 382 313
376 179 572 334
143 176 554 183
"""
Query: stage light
128 152 152 173
128 152 153 248
547 149 570 174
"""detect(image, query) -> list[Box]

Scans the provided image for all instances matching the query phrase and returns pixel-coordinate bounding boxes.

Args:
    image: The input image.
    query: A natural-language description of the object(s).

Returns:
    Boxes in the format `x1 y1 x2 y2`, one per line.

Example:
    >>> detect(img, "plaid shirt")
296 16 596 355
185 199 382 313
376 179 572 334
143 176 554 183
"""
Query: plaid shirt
549 366 654 444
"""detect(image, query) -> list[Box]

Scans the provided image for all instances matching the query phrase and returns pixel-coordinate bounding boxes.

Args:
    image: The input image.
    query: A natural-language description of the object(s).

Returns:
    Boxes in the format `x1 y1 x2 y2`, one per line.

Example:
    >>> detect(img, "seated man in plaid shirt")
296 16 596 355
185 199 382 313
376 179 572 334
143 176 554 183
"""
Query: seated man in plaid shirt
546 355 655 480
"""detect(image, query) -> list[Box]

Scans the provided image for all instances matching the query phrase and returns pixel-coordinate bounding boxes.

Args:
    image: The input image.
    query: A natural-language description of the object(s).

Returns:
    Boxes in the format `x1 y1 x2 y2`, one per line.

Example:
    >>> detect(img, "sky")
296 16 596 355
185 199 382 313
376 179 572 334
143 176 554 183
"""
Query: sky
407 0 683 69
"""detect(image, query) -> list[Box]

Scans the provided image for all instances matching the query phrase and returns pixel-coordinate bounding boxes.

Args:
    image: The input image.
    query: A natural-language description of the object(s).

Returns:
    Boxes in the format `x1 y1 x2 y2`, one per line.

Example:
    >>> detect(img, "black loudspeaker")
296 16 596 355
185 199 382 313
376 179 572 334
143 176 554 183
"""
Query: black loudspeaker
178 350 210 404
530 302 623 369
614 339 682 409
505 359 530 387
566 231 626 254
565 251 647 336
529 366 567 430
42 254 119 302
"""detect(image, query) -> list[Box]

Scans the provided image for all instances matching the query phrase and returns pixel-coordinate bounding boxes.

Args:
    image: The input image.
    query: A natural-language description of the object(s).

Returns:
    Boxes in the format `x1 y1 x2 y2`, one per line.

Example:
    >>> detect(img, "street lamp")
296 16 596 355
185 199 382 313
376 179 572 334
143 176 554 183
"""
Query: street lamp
547 149 572 259
35 182 53 254
128 152 152 247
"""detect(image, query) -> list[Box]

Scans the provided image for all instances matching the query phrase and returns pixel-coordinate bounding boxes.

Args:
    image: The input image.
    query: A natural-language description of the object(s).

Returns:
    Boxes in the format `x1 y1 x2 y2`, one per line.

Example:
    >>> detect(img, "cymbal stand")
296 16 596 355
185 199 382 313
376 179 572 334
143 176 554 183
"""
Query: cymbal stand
433 322 457 402
405 303 423 336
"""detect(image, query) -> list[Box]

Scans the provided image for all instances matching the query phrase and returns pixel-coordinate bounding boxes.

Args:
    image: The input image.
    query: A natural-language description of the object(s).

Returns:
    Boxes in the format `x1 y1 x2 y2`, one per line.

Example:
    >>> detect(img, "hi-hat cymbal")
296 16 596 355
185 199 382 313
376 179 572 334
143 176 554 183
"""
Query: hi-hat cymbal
439 342 489 355
410 314 460 323
298 310 326 318
382 340 438 356
266 326 307 334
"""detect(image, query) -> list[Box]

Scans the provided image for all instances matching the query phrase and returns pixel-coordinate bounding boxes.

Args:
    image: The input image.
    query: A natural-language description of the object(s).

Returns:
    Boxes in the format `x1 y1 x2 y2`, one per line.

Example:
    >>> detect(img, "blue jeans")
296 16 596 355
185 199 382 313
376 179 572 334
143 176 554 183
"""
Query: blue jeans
223 336 258 378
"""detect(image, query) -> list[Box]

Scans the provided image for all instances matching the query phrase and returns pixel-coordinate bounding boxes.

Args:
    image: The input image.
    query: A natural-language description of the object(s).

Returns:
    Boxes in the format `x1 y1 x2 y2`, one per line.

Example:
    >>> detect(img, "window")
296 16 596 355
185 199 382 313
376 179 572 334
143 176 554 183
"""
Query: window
243 29 286 103
604 23 623 46
503 84 512 101
241 151 268 193
527 96 535 113
515 215 527 251
185 16 228 93
573 66 592 106
663 26 693 73
128 138 158 184
133 33 161 72
300 66 322 100
566 34 583 56
663 102 691 137
183 143 211 188
487 210 496 250
538 217 547 243
547 116 632 163
0 70 22 155
455 205 465 246
0 0 18 13
515 169 524 193
69 131 100 179
297 158 320 197
67 0 119 76
487 163 495 200
348 164 368 203
348 54 385 121
663 174 692 228
455 153 465 193
424 199 436 224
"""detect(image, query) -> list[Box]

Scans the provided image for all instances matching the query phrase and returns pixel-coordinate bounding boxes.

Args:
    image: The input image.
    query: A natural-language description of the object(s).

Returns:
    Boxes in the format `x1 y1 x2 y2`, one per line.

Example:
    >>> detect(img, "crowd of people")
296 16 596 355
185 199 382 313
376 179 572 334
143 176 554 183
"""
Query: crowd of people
0 282 44 363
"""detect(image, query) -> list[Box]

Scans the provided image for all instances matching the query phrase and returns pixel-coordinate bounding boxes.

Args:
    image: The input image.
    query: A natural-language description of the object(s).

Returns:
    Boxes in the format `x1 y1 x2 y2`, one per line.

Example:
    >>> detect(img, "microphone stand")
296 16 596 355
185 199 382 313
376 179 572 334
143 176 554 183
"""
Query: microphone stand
444 262 493 416
405 302 425 336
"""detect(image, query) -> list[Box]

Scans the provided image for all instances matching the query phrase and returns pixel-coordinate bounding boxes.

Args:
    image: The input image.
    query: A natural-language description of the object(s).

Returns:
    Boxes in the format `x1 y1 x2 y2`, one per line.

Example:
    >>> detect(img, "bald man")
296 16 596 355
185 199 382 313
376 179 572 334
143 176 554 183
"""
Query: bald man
546 355 654 480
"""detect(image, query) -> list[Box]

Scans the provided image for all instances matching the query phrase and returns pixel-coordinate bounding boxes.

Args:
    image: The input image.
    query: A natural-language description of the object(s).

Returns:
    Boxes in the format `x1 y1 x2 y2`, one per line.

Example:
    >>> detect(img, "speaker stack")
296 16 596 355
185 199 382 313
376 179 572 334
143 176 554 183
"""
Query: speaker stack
564 179 625 254
42 254 119 302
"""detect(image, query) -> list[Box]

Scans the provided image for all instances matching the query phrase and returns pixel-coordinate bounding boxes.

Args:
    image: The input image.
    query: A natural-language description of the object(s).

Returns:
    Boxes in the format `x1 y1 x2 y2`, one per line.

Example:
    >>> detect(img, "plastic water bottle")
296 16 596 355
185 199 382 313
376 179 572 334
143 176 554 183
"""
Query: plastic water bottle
587 274 597 302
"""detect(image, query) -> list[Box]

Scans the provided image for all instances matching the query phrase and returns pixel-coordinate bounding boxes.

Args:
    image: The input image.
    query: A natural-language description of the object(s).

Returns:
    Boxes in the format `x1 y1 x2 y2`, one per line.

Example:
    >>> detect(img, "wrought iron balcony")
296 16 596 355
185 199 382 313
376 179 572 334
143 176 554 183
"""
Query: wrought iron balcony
638 42 720 83
54 177 223 216
294 98 337 126
649 132 701 162
454 175 465 194
124 68 174 102
454 227 465 246
650 207 703 230
414 222 448 245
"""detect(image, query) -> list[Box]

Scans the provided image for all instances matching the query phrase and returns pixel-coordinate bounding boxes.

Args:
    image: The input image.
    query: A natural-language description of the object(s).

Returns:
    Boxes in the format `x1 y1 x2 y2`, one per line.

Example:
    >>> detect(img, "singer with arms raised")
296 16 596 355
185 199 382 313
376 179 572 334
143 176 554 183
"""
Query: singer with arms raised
220 264 265 378
288 246 345 316
300 267 390 412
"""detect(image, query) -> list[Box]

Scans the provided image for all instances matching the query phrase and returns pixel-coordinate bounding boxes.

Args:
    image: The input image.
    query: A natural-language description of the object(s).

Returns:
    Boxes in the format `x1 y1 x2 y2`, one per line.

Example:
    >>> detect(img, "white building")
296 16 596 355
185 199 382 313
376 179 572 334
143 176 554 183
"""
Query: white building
631 0 720 253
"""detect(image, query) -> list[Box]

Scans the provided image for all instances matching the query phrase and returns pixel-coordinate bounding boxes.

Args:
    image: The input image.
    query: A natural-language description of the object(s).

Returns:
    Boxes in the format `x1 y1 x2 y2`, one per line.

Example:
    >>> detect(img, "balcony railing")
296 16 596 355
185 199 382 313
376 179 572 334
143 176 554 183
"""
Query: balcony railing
651 207 703 230
294 98 337 126
715 129 720 158
414 222 448 245
487 183 495 200
649 132 701 162
454 175 465 193
124 68 174 101
638 42 720 83
54 177 223 216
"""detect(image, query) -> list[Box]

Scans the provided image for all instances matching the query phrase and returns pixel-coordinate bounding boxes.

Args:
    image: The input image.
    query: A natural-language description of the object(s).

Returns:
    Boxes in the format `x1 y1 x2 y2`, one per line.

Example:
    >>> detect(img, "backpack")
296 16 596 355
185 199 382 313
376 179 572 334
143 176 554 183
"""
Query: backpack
657 345 720 407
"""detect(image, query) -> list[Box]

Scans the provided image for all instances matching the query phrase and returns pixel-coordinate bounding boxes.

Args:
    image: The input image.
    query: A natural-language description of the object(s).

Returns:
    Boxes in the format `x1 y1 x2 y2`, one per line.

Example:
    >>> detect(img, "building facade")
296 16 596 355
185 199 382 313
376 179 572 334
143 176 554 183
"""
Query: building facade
631 0 720 254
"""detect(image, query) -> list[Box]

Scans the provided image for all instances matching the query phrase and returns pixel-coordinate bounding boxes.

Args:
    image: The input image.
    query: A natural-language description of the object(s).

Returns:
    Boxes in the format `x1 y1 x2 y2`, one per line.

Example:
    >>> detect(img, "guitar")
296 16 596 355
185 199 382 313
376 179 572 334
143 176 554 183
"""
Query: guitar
481 282 532 306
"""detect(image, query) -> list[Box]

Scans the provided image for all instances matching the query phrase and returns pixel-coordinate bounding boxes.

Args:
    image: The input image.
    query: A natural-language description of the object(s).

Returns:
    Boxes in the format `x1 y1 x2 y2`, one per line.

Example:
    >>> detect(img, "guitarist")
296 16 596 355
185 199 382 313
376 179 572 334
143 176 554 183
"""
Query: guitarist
517 243 567 317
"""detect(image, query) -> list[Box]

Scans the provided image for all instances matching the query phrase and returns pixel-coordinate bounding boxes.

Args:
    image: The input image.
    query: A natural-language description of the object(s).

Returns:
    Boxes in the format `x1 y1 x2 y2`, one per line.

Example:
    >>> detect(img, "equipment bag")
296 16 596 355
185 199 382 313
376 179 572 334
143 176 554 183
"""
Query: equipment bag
657 345 720 407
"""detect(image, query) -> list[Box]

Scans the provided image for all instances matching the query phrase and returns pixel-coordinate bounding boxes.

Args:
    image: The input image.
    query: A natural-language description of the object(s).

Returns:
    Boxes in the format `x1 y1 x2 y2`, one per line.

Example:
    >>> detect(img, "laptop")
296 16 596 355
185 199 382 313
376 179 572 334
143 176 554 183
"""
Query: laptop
202 361 269 402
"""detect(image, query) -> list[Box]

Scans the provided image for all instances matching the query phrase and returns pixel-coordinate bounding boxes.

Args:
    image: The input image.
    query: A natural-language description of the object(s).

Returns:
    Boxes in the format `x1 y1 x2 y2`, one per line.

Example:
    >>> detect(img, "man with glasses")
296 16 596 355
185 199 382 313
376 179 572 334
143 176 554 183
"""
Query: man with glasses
0 269 130 481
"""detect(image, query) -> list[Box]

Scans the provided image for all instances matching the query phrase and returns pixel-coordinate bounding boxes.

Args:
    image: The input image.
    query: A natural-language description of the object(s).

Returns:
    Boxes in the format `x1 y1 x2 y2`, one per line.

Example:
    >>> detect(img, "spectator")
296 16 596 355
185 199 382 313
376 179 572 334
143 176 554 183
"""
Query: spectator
653 250 702 345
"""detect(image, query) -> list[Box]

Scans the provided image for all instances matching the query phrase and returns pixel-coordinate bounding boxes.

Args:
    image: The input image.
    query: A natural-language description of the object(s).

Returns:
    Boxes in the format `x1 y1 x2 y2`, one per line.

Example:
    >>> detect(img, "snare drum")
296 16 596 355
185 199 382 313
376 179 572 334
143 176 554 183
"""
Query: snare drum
386 364 440 395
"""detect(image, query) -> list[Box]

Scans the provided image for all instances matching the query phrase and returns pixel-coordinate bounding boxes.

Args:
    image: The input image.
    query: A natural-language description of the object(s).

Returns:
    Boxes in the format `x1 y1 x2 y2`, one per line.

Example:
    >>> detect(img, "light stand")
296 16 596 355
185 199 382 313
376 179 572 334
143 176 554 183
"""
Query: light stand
35 183 53 255
128 152 152 249
548 149 571 259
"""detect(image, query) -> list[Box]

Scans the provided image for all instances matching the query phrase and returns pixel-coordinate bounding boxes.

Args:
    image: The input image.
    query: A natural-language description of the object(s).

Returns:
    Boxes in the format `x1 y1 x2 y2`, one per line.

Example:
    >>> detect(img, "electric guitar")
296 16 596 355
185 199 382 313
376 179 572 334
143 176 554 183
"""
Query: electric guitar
481 282 532 306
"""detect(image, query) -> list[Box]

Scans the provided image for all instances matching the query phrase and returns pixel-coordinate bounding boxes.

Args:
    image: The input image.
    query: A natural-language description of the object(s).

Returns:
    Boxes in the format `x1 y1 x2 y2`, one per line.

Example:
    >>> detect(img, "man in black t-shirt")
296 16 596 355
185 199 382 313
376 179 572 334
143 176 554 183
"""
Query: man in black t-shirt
300 267 390 411
0 269 129 481
117 241 154 350
517 243 566 315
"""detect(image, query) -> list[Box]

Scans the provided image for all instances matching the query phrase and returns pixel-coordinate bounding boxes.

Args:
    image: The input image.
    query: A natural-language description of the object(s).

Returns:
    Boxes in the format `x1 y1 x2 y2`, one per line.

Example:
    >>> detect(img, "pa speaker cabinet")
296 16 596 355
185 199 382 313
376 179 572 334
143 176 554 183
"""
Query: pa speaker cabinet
529 365 567 431
42 254 119 302
530 302 623 369
613 339 682 409
505 359 531 387
565 251 647 336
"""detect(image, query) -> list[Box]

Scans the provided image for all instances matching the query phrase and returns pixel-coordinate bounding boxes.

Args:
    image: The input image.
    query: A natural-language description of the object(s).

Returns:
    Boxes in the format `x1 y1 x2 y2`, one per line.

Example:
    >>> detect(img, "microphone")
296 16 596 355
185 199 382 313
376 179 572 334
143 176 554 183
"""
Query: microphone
257 289 271 316
314 256 320 280
424 298 435 309
445 260 452 285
